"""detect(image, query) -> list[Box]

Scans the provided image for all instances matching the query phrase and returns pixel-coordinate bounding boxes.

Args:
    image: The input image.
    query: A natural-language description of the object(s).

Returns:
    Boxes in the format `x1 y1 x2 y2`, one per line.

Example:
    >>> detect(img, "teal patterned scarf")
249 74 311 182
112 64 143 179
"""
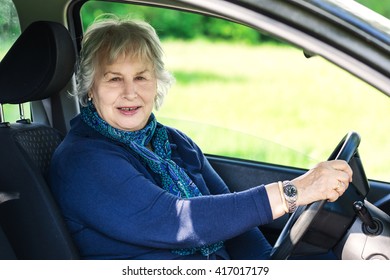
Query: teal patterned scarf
81 101 224 257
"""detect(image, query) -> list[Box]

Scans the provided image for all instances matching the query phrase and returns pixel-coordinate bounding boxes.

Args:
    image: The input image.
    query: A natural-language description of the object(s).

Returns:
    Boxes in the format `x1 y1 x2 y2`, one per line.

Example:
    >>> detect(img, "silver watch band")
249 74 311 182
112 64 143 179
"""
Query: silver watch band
283 181 298 213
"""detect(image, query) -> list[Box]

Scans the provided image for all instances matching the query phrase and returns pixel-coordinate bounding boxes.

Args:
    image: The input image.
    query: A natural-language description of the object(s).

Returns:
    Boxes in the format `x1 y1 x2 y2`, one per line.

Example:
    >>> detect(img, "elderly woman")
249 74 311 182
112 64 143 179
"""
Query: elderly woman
49 17 352 260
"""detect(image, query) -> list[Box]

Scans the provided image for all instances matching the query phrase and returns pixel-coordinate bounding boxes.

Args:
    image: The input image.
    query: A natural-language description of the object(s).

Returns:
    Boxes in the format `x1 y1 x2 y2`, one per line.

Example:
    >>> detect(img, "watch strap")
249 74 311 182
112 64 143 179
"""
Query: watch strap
283 181 298 213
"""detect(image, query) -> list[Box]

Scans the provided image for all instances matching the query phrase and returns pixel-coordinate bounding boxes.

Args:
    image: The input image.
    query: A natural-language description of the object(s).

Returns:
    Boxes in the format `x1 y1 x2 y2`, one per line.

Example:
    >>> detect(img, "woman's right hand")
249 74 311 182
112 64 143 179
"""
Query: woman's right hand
265 159 353 219
292 159 353 206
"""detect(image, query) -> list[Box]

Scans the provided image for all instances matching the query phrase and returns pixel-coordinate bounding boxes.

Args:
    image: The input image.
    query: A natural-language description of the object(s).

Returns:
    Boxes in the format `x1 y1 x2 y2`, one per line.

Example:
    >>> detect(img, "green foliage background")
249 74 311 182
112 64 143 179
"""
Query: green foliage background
80 2 266 44
79 0 390 44
1 0 390 47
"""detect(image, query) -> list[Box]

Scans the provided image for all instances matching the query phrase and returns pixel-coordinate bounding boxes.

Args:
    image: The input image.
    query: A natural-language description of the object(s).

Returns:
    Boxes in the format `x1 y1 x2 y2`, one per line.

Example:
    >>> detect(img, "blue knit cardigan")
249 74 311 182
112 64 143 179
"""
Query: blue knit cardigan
49 115 273 260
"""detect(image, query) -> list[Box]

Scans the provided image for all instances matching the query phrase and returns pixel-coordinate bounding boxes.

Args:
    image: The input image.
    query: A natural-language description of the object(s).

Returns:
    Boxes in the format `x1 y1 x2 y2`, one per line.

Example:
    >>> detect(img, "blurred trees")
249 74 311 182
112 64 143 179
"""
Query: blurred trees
0 0 389 45
81 0 390 44
356 0 390 18
80 2 269 44
0 0 20 43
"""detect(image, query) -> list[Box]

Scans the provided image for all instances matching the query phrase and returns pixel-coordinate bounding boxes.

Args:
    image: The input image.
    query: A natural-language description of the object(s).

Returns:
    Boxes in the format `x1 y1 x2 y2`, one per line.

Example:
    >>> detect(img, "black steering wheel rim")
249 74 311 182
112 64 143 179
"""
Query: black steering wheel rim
270 131 368 260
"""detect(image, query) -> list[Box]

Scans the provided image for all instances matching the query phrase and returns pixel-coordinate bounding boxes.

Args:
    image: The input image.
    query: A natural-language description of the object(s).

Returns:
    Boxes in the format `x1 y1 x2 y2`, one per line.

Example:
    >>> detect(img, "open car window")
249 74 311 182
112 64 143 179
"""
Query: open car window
80 1 390 182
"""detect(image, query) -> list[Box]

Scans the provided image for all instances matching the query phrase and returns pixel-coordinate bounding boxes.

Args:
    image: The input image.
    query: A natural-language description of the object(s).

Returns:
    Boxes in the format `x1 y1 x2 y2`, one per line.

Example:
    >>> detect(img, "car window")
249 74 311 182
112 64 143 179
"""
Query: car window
80 2 390 182
0 0 25 121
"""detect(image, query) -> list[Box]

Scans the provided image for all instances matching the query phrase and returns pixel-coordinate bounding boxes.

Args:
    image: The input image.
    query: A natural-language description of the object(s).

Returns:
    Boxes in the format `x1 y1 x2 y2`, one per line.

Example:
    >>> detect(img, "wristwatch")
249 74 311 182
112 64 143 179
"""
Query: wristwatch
283 181 298 213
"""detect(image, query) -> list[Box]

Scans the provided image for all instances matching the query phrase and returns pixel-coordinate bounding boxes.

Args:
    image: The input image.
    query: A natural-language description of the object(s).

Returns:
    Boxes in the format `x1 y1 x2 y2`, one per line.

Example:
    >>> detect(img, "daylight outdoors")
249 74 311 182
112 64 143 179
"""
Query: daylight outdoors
1 0 390 182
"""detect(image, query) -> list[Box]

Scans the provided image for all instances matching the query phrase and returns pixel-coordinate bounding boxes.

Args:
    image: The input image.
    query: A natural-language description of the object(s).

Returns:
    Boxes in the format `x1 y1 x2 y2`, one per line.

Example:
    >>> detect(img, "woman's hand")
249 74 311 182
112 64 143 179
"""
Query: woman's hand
293 159 353 206
265 159 353 219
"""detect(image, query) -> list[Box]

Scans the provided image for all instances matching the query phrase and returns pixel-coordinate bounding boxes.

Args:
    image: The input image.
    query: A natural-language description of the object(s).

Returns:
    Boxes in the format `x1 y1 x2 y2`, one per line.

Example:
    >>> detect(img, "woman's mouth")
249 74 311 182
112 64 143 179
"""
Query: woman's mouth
118 106 141 114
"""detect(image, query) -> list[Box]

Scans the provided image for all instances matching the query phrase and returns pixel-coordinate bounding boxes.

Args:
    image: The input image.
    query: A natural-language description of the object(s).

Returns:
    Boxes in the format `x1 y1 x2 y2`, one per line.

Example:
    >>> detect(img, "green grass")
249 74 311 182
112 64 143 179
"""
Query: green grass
156 40 390 182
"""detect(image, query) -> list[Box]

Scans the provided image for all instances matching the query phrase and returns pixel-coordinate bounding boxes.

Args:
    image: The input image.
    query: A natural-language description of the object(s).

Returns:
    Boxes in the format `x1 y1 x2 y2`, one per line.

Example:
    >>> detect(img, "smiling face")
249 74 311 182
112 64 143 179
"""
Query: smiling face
90 54 157 132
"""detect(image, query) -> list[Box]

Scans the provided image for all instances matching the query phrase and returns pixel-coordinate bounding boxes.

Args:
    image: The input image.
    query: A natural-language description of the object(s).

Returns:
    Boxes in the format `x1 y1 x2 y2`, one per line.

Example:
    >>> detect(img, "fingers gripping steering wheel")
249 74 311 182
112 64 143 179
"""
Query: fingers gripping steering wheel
270 131 368 259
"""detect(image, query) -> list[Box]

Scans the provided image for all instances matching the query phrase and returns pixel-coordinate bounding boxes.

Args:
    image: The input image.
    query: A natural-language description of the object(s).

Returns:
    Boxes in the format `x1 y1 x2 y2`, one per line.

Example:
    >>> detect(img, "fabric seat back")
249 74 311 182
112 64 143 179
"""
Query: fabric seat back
0 21 79 259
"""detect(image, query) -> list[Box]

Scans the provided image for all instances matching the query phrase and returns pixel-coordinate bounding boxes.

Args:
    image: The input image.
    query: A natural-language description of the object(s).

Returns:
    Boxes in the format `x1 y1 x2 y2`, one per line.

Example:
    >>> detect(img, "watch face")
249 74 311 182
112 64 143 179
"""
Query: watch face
283 182 298 213
284 184 297 198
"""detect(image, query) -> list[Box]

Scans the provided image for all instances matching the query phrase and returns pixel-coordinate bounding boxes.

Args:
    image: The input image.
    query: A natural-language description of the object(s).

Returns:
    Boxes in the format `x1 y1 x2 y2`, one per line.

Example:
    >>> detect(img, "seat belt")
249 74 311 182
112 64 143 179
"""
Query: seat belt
42 95 67 135
42 98 53 127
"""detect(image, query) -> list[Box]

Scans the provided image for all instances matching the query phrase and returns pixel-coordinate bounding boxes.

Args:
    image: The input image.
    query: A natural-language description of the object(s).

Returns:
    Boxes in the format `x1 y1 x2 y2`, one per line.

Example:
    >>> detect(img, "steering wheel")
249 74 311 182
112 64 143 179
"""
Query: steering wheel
270 131 369 259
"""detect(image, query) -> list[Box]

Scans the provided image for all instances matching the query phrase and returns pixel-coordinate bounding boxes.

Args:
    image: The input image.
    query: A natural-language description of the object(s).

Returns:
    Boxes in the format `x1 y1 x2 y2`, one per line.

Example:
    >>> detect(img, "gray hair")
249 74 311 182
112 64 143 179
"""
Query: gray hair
74 16 174 110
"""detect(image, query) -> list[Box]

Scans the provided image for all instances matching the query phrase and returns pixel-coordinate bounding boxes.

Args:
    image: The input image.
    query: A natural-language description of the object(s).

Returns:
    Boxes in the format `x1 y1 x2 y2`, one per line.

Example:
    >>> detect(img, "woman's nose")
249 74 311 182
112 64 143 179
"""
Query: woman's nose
123 81 137 99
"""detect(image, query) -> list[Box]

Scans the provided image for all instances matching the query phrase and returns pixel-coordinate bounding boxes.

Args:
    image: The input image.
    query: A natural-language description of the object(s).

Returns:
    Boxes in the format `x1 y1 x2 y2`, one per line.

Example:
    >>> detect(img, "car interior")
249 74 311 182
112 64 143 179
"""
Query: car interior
0 0 390 260
0 20 79 259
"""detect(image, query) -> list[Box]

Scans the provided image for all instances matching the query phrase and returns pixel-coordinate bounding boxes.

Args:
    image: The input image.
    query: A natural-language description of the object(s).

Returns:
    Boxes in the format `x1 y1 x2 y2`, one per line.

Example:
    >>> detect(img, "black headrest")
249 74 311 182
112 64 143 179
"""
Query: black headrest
0 21 76 104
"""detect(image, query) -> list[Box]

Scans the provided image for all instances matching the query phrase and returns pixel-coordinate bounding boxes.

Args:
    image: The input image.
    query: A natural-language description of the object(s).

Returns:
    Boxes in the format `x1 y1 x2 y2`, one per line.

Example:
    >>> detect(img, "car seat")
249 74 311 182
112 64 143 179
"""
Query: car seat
0 21 79 259
0 223 16 259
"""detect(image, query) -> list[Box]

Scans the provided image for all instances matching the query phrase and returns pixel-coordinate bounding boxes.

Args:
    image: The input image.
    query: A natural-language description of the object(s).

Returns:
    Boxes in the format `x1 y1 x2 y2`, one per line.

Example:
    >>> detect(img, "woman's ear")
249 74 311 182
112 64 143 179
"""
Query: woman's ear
88 91 93 101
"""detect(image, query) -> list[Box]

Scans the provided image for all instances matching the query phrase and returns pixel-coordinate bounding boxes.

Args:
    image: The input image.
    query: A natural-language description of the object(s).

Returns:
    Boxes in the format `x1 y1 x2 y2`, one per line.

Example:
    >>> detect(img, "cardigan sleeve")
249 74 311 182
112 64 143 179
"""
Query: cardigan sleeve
168 128 273 258
50 136 273 251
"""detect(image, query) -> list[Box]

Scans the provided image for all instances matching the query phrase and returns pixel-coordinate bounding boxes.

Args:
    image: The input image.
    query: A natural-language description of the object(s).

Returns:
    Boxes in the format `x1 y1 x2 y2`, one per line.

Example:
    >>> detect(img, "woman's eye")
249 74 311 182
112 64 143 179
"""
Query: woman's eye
135 76 146 81
110 77 122 82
